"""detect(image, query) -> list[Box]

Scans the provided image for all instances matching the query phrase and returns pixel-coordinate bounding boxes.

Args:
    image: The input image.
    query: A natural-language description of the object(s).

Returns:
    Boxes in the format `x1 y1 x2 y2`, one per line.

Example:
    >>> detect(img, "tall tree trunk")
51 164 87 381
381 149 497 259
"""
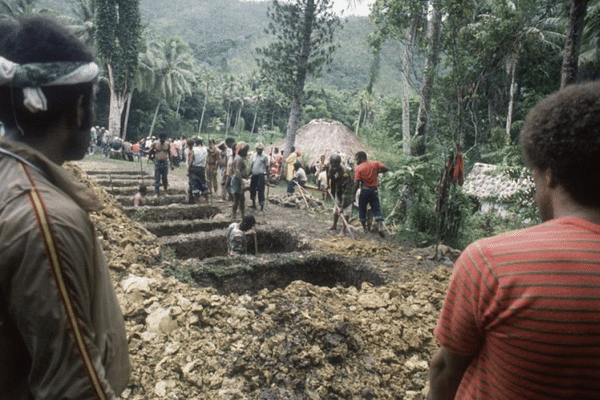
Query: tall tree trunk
505 52 519 143
412 2 443 156
121 91 133 140
106 61 127 138
236 102 243 134
251 108 258 136
148 101 160 138
175 94 182 117
199 83 209 136
271 110 275 130
356 105 362 137
402 21 417 157
225 100 232 135
285 96 302 157
561 0 590 88
283 0 315 158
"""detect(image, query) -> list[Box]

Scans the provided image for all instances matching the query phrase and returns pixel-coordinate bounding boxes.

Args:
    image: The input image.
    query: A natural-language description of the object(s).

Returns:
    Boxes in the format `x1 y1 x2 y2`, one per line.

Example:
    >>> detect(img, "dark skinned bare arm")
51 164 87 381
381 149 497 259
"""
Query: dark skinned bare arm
427 347 474 400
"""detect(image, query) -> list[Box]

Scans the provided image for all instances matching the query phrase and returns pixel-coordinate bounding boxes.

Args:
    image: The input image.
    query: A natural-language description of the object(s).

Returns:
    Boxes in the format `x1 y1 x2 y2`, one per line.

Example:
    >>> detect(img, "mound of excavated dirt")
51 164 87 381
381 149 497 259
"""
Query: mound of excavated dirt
68 160 454 400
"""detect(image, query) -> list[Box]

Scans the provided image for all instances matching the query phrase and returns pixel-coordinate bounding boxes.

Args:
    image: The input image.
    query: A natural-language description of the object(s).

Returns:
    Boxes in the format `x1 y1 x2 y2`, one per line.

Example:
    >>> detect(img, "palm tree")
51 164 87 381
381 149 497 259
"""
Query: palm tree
370 0 428 156
67 0 97 48
562 0 591 87
221 74 236 135
140 34 197 138
0 0 42 18
579 0 600 81
466 0 563 142
198 68 216 136
250 88 266 136
233 81 249 135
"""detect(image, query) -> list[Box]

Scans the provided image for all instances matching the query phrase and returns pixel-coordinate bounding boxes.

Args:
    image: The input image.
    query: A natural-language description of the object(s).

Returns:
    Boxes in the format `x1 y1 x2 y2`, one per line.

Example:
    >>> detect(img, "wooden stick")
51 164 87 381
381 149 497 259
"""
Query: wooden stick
327 189 354 239
295 182 310 209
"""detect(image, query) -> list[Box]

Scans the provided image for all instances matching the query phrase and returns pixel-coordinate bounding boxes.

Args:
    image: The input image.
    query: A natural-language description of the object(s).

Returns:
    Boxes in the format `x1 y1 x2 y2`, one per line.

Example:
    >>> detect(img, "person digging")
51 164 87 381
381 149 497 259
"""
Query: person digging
327 154 354 237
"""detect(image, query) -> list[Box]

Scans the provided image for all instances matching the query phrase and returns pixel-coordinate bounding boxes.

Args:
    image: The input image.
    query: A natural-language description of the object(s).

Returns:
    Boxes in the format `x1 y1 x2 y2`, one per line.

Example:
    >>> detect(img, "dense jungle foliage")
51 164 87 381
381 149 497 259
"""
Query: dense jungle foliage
7 0 600 248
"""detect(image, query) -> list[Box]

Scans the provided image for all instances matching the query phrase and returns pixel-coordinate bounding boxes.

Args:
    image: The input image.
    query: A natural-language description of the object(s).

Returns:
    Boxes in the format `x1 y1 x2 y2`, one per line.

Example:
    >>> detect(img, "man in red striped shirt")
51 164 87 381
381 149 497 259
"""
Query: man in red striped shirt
427 82 600 399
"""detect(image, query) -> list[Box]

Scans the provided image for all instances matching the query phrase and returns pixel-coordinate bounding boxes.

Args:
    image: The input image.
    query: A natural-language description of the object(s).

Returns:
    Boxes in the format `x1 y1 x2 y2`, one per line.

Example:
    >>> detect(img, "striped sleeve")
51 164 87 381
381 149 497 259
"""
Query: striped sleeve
435 241 500 356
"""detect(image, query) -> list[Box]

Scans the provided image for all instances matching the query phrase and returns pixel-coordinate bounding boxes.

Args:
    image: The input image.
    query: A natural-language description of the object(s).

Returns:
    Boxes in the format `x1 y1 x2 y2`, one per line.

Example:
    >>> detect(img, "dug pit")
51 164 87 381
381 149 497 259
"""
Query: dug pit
169 253 385 295
161 228 303 260
125 204 221 221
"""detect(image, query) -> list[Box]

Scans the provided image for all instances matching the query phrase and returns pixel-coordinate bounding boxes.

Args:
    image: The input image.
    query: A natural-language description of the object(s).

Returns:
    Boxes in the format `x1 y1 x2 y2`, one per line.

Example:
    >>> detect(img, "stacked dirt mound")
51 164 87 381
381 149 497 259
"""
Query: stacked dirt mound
68 161 453 400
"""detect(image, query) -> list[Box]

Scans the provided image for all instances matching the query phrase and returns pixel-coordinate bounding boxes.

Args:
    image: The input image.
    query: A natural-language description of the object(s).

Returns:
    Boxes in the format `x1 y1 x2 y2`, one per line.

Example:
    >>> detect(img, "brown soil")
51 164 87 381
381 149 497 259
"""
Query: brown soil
69 156 457 400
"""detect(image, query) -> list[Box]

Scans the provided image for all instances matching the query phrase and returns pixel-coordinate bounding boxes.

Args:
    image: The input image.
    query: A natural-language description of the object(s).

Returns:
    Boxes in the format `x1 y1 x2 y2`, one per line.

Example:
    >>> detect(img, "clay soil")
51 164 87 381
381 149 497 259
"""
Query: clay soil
70 156 457 400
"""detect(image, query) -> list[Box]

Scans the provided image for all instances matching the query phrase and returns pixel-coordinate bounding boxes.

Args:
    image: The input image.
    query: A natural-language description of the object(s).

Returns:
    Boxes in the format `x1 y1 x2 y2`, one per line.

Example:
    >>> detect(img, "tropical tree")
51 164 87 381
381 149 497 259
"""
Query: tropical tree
457 0 563 145
562 0 591 87
68 0 97 48
139 34 197 138
198 68 216 136
95 0 141 138
221 74 240 136
0 0 42 18
233 80 248 135
250 88 266 135
256 0 341 158
412 0 443 156
371 0 431 156
579 0 600 78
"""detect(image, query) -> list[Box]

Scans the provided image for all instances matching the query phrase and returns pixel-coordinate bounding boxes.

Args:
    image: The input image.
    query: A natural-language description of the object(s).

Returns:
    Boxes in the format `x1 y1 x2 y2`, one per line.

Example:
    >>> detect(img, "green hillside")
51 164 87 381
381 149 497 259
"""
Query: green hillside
140 0 402 94
41 0 403 95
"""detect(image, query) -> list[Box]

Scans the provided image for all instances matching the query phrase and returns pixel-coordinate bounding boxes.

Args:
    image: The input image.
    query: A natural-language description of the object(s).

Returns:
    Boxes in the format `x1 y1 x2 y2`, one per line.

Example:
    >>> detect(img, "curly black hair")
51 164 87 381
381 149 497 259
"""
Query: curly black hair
0 16 95 136
355 151 367 162
520 81 600 207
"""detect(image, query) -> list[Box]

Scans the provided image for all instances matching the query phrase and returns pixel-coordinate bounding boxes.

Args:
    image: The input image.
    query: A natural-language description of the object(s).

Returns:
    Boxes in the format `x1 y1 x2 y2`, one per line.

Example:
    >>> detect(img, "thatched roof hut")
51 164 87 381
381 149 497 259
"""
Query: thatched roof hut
266 119 371 167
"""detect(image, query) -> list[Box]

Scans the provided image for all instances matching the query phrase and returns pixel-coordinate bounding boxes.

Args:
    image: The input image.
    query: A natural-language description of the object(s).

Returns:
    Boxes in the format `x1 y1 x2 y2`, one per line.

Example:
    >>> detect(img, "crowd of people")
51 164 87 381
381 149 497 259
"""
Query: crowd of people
127 130 391 249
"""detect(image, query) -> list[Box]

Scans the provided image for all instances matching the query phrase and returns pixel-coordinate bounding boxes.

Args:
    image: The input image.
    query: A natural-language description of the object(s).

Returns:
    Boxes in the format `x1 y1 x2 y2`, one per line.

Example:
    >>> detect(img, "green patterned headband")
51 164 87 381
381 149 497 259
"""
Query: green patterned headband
0 55 99 112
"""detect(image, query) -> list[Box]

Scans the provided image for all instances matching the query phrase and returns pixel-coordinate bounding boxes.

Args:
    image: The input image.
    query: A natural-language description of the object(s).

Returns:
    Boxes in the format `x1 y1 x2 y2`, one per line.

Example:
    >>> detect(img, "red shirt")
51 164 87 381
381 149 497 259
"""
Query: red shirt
354 160 385 189
435 216 600 399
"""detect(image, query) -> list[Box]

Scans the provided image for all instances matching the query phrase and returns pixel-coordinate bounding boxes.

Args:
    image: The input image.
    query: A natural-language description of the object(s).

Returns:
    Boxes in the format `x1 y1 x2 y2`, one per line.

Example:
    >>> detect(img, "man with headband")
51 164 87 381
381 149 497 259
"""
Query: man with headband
0 17 131 399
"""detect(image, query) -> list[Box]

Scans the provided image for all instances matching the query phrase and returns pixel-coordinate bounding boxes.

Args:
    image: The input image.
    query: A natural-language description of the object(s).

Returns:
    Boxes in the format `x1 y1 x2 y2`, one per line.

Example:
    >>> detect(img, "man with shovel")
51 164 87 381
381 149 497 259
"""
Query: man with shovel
327 154 354 237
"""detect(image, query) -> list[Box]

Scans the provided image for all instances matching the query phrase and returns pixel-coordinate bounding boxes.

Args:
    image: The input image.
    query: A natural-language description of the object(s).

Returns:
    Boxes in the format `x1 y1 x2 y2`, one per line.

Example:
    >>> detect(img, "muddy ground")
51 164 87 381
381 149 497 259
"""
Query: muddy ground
70 156 456 400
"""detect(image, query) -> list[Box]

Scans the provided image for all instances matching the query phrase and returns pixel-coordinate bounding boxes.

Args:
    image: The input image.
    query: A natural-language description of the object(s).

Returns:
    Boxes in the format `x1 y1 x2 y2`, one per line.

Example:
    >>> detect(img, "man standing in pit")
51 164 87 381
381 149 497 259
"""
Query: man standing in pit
353 151 389 236
227 215 256 256
149 132 173 196
0 16 130 398
427 81 600 399
250 143 270 211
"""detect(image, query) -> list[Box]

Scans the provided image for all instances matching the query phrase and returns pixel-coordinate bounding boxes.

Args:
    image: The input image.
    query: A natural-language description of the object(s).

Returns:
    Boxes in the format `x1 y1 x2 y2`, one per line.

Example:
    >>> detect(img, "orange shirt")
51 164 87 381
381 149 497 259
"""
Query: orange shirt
435 216 600 399
354 160 385 189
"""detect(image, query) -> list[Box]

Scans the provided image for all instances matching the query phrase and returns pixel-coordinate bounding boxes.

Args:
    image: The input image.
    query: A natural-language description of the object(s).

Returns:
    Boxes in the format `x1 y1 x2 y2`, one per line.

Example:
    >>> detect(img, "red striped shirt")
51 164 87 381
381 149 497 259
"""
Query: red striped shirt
435 216 600 399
